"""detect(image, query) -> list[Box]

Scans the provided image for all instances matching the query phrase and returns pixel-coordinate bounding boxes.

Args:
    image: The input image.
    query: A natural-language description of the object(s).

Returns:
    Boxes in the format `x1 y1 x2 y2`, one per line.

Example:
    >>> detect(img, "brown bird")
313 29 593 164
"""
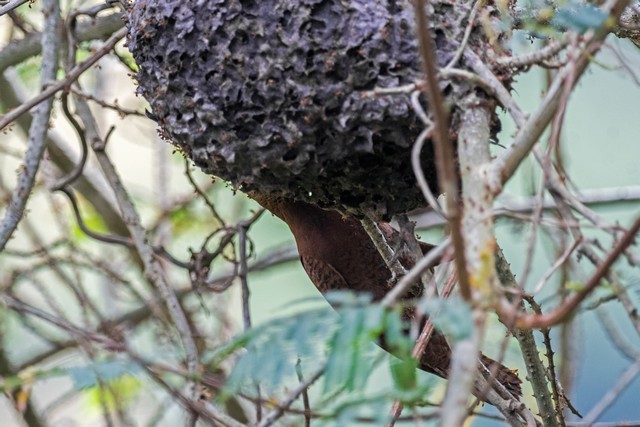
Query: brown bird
250 193 522 400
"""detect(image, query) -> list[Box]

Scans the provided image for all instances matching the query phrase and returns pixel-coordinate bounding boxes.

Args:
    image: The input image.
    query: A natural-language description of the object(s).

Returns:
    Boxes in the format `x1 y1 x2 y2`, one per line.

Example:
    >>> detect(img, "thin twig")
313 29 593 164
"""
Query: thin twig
596 308 640 360
138 360 247 427
0 70 131 238
444 0 481 69
495 246 559 427
525 297 570 426
495 38 569 68
184 160 226 226
410 107 445 216
519 173 547 289
463 49 528 126
381 238 450 307
256 365 325 427
440 323 484 427
499 216 640 329
0 0 29 16
0 0 59 251
76 98 201 409
236 210 264 331
0 12 123 73
361 217 408 279
296 360 312 427
70 87 146 117
14 245 298 371
490 0 631 193
1 294 119 348
50 93 89 191
0 27 127 131
414 0 470 300
532 237 583 294
387 271 458 426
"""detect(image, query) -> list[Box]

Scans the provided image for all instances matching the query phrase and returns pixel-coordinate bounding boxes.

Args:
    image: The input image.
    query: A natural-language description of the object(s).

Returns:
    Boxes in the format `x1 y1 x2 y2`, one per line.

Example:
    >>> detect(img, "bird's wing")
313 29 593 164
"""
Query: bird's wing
299 255 349 295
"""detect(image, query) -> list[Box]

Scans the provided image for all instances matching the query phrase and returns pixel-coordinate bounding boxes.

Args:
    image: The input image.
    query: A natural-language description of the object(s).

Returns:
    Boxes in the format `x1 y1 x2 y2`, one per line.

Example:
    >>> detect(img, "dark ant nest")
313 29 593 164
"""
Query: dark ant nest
127 0 501 218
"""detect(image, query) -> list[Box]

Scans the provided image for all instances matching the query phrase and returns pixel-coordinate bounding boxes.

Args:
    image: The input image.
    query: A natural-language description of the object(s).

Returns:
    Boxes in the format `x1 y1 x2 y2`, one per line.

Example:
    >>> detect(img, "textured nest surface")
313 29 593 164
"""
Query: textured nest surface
127 0 481 217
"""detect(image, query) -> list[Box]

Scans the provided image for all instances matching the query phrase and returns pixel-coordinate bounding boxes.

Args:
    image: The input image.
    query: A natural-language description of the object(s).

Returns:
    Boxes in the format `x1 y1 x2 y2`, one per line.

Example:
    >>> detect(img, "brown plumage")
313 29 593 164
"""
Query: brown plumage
251 193 521 399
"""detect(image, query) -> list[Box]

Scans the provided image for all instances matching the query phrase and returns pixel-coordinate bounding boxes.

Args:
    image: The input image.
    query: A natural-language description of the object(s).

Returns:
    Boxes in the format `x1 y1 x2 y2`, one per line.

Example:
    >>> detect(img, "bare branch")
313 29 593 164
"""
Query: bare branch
0 0 30 16
75 98 201 408
0 12 123 73
256 365 325 427
413 0 471 300
0 71 129 237
499 216 640 329
0 26 127 131
490 0 632 192
0 0 59 251
381 238 450 307
495 38 569 68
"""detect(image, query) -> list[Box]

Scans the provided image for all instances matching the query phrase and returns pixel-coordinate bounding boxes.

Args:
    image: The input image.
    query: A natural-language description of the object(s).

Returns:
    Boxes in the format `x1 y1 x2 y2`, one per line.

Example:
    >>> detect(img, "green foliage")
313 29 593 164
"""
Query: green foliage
213 291 418 402
390 357 418 392
217 304 337 397
321 369 436 425
323 295 383 392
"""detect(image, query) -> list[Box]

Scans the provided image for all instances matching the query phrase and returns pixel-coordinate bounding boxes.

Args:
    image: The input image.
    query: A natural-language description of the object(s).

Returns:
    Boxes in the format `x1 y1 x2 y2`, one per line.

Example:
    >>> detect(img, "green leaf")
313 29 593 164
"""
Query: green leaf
419 297 473 342
219 291 414 399
390 357 417 391
324 303 371 392
218 306 338 398
383 307 413 358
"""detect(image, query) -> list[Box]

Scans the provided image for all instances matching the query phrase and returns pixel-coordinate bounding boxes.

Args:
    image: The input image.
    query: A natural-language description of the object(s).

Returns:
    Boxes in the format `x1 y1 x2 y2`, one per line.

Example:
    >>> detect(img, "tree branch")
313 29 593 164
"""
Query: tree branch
0 71 129 237
0 26 127 131
490 0 632 193
0 12 123 73
0 0 59 251
413 0 471 300
76 98 201 408
499 216 640 329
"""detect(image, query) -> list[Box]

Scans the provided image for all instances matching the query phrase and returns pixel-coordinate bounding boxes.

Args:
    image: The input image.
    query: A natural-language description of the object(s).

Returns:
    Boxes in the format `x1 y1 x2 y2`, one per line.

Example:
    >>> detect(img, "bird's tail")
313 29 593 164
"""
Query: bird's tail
478 354 523 399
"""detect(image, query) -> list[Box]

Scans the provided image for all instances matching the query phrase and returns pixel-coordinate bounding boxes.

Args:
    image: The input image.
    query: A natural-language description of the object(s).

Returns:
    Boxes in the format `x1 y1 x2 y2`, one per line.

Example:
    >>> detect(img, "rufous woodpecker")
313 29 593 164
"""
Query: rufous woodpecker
250 193 522 399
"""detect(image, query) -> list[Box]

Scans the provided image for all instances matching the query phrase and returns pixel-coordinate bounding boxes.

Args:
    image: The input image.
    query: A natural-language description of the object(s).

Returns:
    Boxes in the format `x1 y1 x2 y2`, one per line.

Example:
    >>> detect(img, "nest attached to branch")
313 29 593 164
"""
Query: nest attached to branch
127 0 501 218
